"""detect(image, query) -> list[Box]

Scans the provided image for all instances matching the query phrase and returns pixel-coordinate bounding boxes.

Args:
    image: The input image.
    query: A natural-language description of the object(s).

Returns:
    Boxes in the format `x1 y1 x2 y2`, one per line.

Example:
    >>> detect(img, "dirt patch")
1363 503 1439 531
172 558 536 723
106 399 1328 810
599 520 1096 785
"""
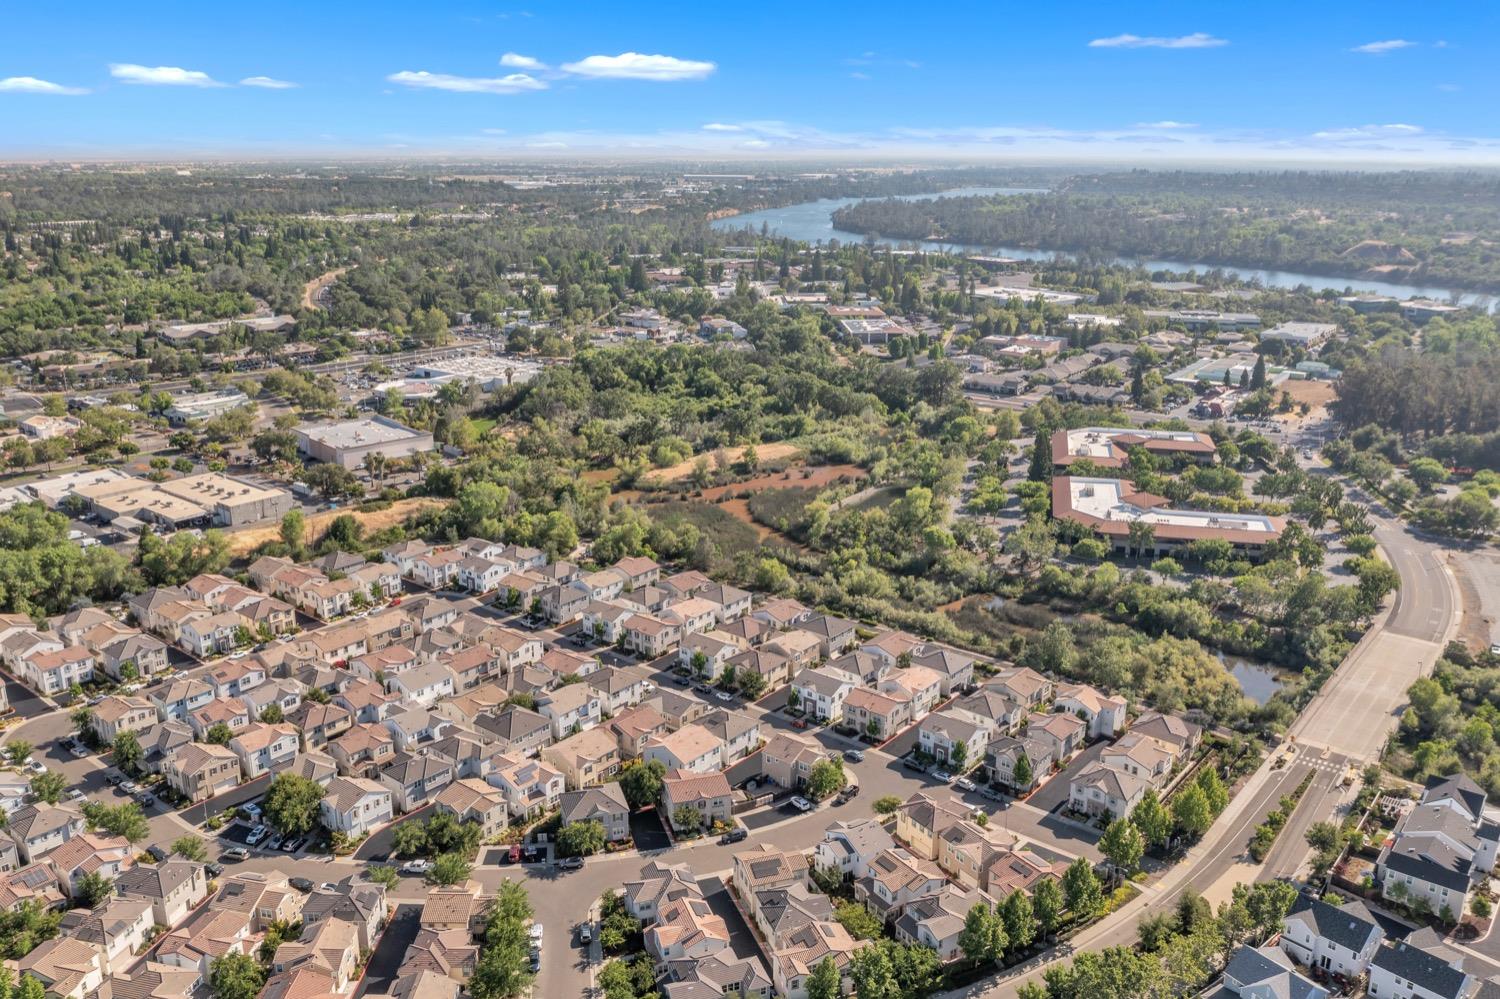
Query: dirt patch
692 463 864 502
1275 379 1337 420
719 498 777 541
227 497 447 556
301 267 349 311
639 443 802 486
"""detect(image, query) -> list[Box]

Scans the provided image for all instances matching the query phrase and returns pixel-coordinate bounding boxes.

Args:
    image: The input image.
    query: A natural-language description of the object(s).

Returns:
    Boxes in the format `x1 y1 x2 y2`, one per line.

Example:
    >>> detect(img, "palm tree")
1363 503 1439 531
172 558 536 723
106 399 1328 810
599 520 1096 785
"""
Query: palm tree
364 452 387 486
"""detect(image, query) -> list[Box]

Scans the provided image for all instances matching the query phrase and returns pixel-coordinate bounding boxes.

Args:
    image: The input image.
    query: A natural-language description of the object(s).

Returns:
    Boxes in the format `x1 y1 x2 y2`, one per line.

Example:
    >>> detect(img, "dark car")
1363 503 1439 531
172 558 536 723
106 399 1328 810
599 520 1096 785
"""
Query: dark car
146 845 168 863
289 877 315 893
557 856 584 870
902 758 926 772
205 863 224 878
719 828 748 845
843 749 865 763
105 773 125 786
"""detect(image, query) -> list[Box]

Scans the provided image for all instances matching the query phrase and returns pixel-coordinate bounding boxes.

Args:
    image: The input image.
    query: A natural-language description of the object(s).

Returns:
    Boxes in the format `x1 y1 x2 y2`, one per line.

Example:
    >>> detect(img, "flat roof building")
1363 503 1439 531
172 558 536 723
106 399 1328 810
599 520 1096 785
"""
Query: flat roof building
1052 476 1283 559
164 390 252 426
296 416 434 470
71 472 294 529
1143 309 1261 332
1258 322 1338 350
406 355 544 392
1051 427 1217 470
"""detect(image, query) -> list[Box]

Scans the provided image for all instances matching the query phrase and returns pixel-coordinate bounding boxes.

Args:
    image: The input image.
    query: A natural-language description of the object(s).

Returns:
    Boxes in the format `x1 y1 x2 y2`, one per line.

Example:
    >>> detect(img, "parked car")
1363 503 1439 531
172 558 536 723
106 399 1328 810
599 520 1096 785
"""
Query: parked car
902 758 926 772
67 789 85 802
205 863 224 877
401 859 431 875
136 792 155 807
105 773 125 786
529 923 544 944
557 856 584 870
146 845 168 862
955 777 977 792
69 745 88 759
843 749 865 763
265 833 284 851
245 826 269 845
222 848 250 862
529 951 541 973
713 690 734 702
289 877 315 893
578 924 592 945
671 675 690 686
789 796 813 812
932 770 954 783
720 827 748 845
281 837 303 853
791 719 808 730
836 784 861 802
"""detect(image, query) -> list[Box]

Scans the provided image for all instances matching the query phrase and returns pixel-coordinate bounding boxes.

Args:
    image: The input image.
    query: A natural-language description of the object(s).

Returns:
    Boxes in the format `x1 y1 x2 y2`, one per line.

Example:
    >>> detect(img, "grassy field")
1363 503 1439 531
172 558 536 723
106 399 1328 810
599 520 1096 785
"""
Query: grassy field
469 416 499 436
228 497 447 556
649 501 765 562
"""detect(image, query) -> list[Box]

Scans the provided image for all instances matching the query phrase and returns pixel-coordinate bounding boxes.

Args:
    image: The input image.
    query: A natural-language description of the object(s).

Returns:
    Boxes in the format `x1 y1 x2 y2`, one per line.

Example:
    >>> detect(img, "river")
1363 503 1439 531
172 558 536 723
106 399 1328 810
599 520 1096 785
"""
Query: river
711 189 1494 308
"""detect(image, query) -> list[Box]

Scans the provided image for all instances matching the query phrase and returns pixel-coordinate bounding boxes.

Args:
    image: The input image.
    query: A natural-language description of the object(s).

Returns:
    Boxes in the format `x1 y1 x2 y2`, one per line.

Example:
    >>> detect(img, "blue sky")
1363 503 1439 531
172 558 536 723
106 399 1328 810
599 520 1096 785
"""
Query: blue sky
2 0 1497 162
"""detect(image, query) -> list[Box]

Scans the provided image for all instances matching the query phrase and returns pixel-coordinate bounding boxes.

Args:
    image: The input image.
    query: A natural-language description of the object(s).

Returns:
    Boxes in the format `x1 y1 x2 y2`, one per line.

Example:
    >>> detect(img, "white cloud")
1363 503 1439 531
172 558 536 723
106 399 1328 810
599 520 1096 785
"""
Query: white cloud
1352 39 1416 54
240 76 297 89
1136 120 1197 129
0 76 88 95
849 71 870 80
527 140 568 148
560 52 715 81
1311 123 1424 140
1089 32 1227 49
1437 83 1461 92
386 70 547 94
701 123 742 132
500 53 545 69
481 127 508 135
109 63 225 87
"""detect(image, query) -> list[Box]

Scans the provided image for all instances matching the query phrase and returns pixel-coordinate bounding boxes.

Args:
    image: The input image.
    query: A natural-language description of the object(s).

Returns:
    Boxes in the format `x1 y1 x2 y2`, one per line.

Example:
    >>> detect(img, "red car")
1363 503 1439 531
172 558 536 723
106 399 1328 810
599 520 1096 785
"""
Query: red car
507 844 522 863
791 719 807 730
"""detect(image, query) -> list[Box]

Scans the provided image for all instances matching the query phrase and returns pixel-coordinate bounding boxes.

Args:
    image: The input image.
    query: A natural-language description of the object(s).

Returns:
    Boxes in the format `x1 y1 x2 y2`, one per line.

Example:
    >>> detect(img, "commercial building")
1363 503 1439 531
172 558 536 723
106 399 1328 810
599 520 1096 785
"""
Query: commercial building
296 416 434 470
156 314 295 345
838 318 913 346
1051 427 1217 470
1051 476 1284 560
163 390 252 426
1258 322 1338 351
1143 309 1261 332
71 472 294 529
405 355 544 392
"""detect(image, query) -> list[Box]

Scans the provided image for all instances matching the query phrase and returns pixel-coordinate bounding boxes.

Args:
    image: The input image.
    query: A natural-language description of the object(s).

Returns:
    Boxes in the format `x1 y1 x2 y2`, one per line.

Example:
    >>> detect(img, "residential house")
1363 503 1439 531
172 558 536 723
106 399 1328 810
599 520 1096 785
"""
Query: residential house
319 777 394 838
1132 711 1202 758
544 727 622 790
559 784 630 843
607 704 670 759
485 755 564 819
790 665 859 723
895 884 993 962
860 630 925 671
662 954 772 999
678 631 746 681
471 706 552 758
910 648 976 696
853 846 946 924
661 770 734 832
917 709 993 770
986 667 1054 709
1029 712 1087 761
894 792 971 862
1376 774 1500 920
1069 761 1150 821
60 896 153 973
8 937 107 999
90 695 158 744
286 702 354 750
228 722 300 779
585 666 652 715
613 556 661 591
1367 937 1475 999
162 743 241 802
728 647 791 690
878 666 944 721
388 661 457 708
380 754 455 813
732 847 811 900
7 804 84 864
644 723 725 775
753 598 811 631
760 731 829 790
646 893 730 967
1223 945 1329 999
95 633 171 682
953 689 1025 734
794 615 857 659
826 651 888 686
330 724 399 779
623 861 702 922
815 818 896 882
983 735 1054 792
1054 683 1128 740
271 916 362 992
624 614 683 658
1100 732 1178 790
697 584 751 624
1279 895 1382 979
187 697 253 740
47 833 134 898
115 861 207 929
536 684 603 740
150 679 215 722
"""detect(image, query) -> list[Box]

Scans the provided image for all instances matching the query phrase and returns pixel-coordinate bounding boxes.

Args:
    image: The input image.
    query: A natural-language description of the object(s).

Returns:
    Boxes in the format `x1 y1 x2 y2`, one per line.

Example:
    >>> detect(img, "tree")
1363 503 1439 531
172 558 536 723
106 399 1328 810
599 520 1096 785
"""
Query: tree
806 758 848 801
737 670 767 700
428 852 472 886
807 956 842 999
950 741 969 771
393 821 430 857
112 731 143 774
82 801 149 844
1099 819 1145 875
1032 877 1063 940
959 903 1005 964
74 871 113 908
279 510 306 555
29 772 66 806
262 773 326 836
872 794 903 816
1062 858 1103 918
1196 767 1230 815
1001 890 1037 953
172 836 207 861
557 820 605 858
1011 750 1034 790
204 722 233 746
1131 789 1172 849
260 704 284 724
4 743 31 767
1171 784 1214 838
1473 895 1493 919
619 759 666 809
1028 427 1052 483
835 900 884 940
366 865 400 890
850 942 899 999
208 952 266 999
672 804 703 832
18 975 44 999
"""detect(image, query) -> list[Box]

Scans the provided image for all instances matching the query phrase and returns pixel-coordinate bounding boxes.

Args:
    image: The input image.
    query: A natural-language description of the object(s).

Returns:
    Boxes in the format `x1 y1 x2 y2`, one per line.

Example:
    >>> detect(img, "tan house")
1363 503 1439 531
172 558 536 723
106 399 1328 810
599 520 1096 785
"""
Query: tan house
90 695 157 744
543 727 622 790
432 779 509 838
661 770 733 832
162 743 241 802
760 731 828 790
894 792 972 862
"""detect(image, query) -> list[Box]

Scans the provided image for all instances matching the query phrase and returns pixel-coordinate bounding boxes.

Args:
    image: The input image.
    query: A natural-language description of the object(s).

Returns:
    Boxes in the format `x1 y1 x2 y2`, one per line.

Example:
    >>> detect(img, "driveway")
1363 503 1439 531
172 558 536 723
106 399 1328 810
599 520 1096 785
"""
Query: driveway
697 876 768 963
355 904 421 998
1027 741 1108 815
180 773 272 825
3 681 51 719
629 808 671 853
354 805 432 861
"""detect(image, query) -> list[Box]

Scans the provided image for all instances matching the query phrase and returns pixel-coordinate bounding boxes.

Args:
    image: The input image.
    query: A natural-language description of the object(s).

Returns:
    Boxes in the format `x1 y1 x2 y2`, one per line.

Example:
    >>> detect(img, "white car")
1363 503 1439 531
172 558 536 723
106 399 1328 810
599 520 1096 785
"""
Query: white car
245 826 269 845
955 777 977 792
401 859 431 875
789 796 814 812
528 923 544 944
